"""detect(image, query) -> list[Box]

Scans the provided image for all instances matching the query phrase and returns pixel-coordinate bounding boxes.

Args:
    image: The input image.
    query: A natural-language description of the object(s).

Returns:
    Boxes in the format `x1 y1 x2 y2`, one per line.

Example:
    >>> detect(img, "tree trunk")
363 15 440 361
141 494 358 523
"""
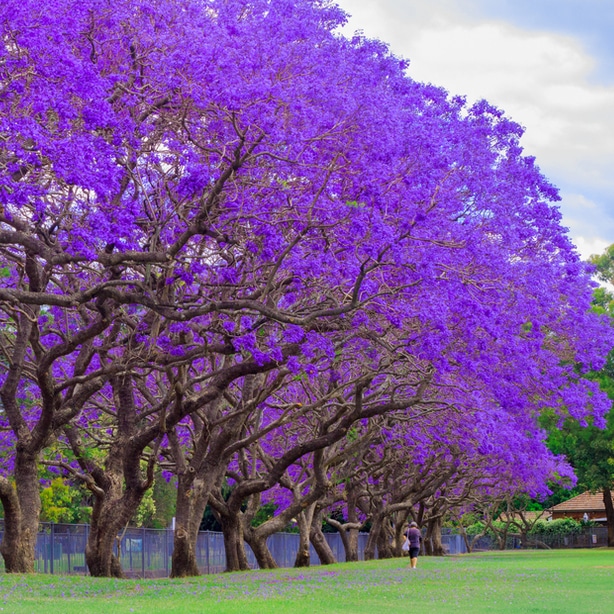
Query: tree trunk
423 532 433 555
345 526 360 562
86 520 123 578
343 486 362 562
458 524 472 553
168 406 238 578
376 527 393 559
242 507 294 569
240 482 327 569
0 452 41 573
497 529 508 550
170 473 213 578
294 504 316 568
364 518 381 560
294 532 311 567
393 518 406 558
326 518 360 562
170 478 202 578
310 514 337 565
0 482 30 574
244 531 279 569
456 522 482 554
220 511 249 572
427 516 445 556
603 487 614 548
85 473 144 577
485 513 509 551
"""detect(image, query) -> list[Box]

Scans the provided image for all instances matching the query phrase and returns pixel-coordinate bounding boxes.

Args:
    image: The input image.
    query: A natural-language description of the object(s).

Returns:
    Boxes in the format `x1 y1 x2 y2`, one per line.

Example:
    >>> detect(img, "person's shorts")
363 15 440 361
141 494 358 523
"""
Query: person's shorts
409 547 420 558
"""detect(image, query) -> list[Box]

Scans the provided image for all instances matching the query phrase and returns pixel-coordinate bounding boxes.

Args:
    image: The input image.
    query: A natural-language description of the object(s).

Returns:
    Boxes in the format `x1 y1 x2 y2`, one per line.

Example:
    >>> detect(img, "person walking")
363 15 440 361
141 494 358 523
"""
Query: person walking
405 521 422 569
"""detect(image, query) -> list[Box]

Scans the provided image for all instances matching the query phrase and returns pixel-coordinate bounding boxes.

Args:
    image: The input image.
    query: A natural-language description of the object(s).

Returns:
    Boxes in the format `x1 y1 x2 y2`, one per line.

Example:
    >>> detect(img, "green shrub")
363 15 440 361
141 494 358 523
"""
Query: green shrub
529 518 583 536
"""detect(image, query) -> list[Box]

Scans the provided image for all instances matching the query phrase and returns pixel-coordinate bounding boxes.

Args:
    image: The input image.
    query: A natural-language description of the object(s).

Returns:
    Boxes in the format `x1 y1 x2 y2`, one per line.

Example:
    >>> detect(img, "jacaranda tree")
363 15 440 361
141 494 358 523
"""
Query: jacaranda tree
1 0 612 576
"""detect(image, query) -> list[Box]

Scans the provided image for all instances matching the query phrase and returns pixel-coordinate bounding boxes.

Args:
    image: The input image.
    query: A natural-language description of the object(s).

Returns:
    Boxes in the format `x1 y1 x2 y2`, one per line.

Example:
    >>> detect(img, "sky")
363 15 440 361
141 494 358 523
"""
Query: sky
334 0 614 261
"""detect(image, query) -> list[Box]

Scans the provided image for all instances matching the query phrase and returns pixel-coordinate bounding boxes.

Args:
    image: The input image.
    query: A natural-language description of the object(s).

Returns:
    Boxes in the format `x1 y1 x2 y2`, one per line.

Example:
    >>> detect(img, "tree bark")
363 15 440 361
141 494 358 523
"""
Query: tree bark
364 518 380 560
85 469 145 578
423 533 432 556
456 522 486 554
0 451 41 573
86 522 123 577
219 510 249 572
169 392 256 577
376 526 393 559
244 531 279 569
327 517 361 561
310 512 337 565
170 461 226 578
242 502 302 569
76 374 154 577
294 503 316 567
294 535 311 567
170 472 205 578
603 487 614 548
427 516 445 556
344 526 360 562
234 475 327 569
0 306 45 572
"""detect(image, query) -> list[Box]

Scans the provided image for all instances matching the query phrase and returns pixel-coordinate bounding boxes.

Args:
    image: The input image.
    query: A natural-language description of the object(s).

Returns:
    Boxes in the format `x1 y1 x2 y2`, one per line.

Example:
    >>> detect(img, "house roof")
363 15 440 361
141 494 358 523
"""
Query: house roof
548 491 612 513
499 511 551 523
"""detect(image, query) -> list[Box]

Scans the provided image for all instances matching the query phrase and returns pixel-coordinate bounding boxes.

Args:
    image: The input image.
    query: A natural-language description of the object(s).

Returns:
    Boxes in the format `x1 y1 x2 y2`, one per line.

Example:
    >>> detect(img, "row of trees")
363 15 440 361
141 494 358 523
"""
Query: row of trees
0 0 611 576
543 250 614 547
451 250 614 552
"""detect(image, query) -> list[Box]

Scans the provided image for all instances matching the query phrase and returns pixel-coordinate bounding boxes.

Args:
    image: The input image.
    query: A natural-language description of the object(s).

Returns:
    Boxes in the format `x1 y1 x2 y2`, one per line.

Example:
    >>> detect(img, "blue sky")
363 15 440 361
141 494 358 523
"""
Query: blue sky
479 0 614 84
335 0 614 260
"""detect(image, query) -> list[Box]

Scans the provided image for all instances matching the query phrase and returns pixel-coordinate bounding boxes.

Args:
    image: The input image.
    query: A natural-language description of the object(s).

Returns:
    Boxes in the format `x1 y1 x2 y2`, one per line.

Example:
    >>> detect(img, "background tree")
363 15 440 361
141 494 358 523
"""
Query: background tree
589 245 614 286
542 244 614 546
2 0 613 578
546 350 614 546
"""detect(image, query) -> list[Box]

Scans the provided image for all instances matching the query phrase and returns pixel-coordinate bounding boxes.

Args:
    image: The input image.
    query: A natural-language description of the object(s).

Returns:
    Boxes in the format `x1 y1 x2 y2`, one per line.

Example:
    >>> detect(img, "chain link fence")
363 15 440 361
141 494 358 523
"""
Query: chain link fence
0 523 608 576
464 526 609 552
0 522 370 576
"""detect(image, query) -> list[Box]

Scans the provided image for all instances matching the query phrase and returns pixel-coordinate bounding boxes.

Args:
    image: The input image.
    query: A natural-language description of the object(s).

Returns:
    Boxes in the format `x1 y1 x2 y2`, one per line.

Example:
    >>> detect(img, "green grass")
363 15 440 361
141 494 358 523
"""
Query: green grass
0 549 613 613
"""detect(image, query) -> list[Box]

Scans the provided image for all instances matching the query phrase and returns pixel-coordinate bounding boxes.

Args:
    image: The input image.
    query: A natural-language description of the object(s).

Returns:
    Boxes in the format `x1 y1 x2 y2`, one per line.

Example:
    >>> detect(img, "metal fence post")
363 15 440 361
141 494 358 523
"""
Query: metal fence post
50 523 55 575
142 527 146 577
165 528 169 577
205 530 210 575
42 526 48 574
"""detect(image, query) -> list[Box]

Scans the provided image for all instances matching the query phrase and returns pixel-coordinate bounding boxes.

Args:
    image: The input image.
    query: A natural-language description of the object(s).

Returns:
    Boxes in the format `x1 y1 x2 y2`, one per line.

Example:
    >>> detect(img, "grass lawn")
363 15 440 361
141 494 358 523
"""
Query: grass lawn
0 549 612 613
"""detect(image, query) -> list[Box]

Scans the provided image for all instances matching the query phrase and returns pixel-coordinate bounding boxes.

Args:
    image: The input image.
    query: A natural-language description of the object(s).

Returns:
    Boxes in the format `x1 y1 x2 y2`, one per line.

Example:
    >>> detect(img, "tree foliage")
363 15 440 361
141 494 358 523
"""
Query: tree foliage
0 0 612 575
590 244 614 286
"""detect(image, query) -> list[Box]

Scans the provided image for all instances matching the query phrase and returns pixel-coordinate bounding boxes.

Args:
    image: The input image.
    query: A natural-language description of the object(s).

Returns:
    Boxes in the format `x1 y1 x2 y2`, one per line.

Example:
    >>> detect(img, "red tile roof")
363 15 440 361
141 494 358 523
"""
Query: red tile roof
549 491 612 512
499 511 551 523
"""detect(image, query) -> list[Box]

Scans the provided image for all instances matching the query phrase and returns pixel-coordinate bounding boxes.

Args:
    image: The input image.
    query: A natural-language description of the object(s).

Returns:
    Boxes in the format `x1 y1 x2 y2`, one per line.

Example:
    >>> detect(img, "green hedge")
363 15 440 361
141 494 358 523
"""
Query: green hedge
528 518 585 536
464 517 587 539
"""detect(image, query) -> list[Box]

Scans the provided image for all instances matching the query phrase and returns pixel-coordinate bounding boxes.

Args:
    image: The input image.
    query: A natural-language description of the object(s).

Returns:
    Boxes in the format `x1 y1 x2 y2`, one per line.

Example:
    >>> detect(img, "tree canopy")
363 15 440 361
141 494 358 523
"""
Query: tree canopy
0 0 612 575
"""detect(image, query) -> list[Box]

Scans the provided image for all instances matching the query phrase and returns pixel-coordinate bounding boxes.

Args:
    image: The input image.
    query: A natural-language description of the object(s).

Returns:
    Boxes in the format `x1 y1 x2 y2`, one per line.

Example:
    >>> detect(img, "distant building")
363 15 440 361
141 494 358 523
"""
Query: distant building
498 510 551 524
548 491 613 524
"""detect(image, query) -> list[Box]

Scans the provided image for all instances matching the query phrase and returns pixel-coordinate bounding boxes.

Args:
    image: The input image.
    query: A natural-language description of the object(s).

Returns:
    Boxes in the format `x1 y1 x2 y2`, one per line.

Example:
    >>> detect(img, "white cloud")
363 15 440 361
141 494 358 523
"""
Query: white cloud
383 21 614 177
336 0 614 257
558 192 612 258
574 235 610 260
